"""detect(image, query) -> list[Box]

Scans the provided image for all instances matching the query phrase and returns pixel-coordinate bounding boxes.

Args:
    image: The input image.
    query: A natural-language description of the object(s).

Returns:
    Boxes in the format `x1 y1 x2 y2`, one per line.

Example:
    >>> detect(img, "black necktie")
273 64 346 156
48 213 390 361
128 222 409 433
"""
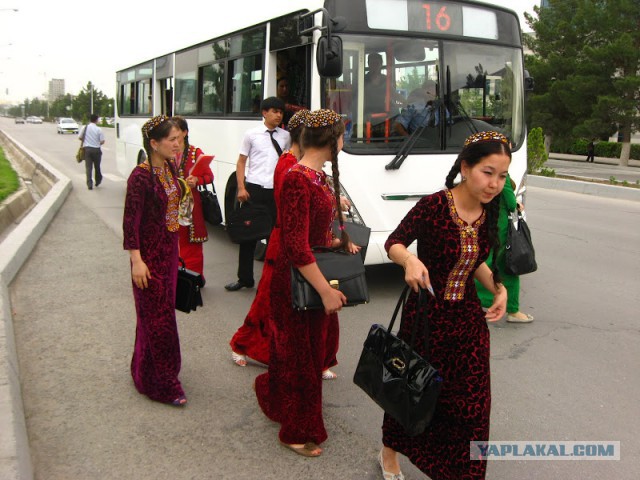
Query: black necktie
268 130 283 156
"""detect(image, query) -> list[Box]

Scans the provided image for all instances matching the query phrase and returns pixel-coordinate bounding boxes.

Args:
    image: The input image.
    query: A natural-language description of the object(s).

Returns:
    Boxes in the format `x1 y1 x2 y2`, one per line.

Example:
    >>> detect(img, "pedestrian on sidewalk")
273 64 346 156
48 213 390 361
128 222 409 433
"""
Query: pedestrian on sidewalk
224 97 291 292
475 175 534 323
173 116 213 281
123 115 187 407
586 138 595 163
79 114 105 190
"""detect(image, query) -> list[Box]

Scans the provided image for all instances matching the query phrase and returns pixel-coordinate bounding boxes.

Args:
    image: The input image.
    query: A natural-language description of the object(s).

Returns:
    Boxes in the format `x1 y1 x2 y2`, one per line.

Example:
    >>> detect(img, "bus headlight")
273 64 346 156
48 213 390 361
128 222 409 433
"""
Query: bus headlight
339 184 366 226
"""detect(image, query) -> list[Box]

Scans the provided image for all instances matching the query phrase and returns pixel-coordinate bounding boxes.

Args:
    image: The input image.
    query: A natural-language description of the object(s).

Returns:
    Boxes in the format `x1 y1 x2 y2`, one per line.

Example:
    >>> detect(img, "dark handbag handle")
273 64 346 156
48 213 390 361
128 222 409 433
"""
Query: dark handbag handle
387 285 432 361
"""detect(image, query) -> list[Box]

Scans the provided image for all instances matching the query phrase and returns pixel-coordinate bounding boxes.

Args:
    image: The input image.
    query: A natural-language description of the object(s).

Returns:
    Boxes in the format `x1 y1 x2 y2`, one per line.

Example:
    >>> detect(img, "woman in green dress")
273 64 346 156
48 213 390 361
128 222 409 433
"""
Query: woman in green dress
475 175 534 323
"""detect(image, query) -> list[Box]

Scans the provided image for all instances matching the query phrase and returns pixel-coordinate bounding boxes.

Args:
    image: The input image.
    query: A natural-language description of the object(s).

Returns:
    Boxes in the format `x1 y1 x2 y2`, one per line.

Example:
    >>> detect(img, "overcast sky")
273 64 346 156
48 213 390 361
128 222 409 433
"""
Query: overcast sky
0 0 537 105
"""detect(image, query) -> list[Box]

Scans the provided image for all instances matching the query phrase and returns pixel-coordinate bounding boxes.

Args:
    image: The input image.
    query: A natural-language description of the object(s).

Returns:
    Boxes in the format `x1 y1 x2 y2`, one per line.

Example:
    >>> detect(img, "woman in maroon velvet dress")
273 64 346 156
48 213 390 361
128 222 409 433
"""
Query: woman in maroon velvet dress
173 116 213 280
255 109 360 457
229 110 309 367
123 115 187 406
379 131 510 480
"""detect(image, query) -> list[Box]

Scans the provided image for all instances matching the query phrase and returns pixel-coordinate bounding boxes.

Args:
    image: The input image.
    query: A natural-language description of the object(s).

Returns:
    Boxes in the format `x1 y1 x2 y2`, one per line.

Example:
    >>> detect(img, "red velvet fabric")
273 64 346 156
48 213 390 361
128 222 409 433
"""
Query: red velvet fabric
382 190 491 479
229 152 298 364
255 164 338 445
123 164 184 404
177 145 213 275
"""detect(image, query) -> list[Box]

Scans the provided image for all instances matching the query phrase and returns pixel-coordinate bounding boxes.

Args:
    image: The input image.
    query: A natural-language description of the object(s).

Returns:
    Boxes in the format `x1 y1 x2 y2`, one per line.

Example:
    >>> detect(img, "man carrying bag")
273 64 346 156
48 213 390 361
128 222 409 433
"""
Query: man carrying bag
224 97 291 291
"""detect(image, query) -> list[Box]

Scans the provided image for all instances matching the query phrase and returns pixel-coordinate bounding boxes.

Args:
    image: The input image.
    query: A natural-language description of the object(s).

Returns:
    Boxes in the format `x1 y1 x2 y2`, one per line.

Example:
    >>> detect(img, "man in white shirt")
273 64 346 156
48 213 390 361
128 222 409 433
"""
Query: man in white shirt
225 97 291 291
79 114 106 190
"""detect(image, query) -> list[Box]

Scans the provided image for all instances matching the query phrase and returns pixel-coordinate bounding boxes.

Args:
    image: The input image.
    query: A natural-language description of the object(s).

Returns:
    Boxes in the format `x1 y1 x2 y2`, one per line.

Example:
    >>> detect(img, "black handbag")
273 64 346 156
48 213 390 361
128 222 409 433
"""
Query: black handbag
176 258 204 313
504 210 537 275
291 247 369 310
226 201 273 244
332 220 371 263
353 286 442 436
198 182 223 225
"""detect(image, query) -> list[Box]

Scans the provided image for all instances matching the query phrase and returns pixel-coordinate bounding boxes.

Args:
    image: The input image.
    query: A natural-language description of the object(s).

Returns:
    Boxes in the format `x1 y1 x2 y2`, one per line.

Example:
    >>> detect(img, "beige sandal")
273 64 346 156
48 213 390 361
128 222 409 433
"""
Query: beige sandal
231 351 247 366
280 441 322 457
322 369 337 380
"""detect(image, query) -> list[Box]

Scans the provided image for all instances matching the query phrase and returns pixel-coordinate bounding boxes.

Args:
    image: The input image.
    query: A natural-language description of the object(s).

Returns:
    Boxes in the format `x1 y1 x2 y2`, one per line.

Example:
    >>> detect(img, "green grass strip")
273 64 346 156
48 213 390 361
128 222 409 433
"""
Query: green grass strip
0 147 20 202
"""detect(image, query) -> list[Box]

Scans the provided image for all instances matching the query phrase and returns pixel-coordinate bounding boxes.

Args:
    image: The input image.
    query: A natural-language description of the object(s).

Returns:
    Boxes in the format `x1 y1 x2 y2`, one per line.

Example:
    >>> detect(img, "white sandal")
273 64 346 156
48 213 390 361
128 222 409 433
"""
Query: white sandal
322 369 337 380
231 351 247 367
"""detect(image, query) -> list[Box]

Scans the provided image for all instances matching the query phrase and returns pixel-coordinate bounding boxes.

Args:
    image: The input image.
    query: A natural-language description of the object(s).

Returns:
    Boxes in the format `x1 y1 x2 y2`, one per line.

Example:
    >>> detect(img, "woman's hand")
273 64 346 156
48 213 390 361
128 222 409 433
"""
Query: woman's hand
339 195 351 211
131 260 151 289
320 288 347 315
346 241 361 255
186 175 198 189
404 254 432 294
485 285 507 322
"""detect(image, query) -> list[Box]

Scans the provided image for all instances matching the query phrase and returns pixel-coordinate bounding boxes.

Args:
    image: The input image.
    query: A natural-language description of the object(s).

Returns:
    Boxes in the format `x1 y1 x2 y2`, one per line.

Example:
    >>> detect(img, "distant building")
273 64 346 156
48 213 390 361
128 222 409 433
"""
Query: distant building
48 79 65 101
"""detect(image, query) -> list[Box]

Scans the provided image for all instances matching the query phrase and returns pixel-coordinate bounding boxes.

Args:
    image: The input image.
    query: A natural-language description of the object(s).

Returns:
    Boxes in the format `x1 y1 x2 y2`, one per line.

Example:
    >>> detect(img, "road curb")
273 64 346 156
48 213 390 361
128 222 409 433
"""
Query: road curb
0 130 72 480
528 175 640 202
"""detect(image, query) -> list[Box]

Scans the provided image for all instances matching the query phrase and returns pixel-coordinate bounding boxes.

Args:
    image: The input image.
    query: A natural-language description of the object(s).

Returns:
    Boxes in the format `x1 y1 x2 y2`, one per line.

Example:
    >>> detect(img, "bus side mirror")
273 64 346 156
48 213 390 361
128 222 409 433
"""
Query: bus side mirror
317 35 343 78
524 70 535 91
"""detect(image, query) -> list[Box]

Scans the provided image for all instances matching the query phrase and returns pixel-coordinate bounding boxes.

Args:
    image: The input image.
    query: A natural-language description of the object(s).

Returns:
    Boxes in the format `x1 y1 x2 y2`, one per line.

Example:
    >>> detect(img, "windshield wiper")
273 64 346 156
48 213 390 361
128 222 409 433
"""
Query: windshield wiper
385 120 429 170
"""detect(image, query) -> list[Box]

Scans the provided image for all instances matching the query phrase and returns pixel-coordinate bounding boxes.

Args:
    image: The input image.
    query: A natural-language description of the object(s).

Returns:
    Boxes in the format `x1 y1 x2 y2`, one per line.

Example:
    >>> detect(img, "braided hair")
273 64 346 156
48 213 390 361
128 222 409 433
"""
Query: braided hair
444 131 511 287
301 109 349 249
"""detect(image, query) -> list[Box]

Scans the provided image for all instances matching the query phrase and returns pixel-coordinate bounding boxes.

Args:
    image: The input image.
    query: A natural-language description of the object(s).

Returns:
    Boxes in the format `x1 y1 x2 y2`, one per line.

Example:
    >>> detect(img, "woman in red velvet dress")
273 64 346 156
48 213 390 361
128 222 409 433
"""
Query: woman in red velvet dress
255 109 360 457
229 109 308 366
173 116 213 280
379 131 510 479
123 115 187 406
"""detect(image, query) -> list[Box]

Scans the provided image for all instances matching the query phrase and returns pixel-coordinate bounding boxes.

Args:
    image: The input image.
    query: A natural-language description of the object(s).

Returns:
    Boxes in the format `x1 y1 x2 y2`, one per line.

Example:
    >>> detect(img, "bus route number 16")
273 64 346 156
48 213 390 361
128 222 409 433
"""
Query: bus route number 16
421 4 452 32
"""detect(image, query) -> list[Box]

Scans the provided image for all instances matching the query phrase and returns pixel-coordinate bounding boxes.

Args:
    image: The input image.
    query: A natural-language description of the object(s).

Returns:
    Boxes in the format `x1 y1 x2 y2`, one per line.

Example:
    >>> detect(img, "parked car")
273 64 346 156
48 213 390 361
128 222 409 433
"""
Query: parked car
14 117 25 124
57 117 79 134
26 116 43 124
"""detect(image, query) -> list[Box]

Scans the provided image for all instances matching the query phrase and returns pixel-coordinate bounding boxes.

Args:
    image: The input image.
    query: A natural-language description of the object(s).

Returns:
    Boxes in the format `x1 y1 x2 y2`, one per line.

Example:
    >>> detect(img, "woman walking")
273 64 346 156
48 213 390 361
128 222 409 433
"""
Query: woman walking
254 109 358 457
380 131 509 479
123 115 187 406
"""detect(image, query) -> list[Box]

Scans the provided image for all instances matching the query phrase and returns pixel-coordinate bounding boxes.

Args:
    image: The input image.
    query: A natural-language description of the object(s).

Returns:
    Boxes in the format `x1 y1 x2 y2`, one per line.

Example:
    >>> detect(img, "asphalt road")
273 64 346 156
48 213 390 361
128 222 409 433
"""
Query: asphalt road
3 118 640 479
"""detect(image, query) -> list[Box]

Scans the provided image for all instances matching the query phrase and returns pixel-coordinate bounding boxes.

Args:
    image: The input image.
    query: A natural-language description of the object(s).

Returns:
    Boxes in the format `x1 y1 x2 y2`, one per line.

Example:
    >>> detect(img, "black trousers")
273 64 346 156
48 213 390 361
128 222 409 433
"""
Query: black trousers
84 147 102 187
237 182 276 285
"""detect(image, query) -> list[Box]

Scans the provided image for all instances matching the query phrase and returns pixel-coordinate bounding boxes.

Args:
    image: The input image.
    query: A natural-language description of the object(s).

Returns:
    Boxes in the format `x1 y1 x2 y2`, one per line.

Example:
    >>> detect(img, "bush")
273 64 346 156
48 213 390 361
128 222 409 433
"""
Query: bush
527 127 547 173
550 138 640 160
0 147 20 202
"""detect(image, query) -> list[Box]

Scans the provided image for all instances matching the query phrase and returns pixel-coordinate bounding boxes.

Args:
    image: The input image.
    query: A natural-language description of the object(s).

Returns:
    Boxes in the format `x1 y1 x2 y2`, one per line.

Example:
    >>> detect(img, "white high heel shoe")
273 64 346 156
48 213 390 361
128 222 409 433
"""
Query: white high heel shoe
378 449 405 480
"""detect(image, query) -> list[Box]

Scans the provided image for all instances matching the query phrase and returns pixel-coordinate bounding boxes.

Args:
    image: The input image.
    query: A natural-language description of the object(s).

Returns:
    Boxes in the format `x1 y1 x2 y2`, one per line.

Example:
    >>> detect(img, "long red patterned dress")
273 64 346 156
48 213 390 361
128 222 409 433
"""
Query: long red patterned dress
255 163 338 445
123 162 185 404
383 189 491 479
177 145 213 276
229 151 298 364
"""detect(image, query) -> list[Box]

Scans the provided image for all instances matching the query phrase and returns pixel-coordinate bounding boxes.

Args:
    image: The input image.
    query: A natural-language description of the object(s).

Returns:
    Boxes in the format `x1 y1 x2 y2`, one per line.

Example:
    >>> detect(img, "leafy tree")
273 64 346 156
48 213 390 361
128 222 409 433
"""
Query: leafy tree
525 0 640 166
527 126 548 173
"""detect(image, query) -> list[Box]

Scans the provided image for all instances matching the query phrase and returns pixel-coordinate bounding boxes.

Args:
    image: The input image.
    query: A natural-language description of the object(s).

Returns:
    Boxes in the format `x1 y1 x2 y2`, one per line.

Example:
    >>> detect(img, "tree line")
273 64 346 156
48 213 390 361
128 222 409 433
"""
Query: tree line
525 0 639 166
8 82 115 126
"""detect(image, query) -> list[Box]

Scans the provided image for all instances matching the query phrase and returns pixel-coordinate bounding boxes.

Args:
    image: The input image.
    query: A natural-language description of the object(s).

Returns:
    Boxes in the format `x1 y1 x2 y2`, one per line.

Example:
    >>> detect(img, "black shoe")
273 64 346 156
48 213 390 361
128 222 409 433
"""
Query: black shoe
88 186 93 190
95 181 101 187
224 280 254 291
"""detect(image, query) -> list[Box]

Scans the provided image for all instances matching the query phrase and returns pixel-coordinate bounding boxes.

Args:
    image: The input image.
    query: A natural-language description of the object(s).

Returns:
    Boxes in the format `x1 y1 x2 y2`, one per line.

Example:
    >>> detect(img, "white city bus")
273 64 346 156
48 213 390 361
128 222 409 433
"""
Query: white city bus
115 0 529 265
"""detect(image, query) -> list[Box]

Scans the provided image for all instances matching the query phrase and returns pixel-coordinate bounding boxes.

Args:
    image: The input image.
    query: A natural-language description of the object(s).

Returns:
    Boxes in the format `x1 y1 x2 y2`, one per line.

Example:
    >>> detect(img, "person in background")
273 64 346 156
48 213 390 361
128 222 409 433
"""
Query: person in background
380 131 509 479
254 109 360 458
475 175 534 323
586 138 595 163
123 115 187 407
224 97 291 292
173 116 213 282
80 114 105 190
277 77 306 127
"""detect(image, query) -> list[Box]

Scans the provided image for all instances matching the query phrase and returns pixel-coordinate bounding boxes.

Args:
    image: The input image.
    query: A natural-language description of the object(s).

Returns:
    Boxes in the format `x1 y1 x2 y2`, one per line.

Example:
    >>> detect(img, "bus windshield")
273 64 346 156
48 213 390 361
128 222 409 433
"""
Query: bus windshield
322 34 525 154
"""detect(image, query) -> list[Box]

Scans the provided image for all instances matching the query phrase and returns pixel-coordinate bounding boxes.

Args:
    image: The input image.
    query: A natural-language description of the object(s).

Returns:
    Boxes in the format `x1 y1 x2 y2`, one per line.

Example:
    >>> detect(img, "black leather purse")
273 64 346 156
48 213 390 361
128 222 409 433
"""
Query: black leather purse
353 286 442 436
198 181 223 226
226 201 273 244
504 210 537 275
290 247 369 311
176 258 203 313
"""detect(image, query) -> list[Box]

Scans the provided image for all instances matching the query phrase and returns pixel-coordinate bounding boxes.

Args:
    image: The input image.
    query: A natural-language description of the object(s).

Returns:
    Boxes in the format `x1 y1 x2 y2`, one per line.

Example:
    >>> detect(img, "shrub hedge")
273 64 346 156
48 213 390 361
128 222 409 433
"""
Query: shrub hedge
551 138 640 160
